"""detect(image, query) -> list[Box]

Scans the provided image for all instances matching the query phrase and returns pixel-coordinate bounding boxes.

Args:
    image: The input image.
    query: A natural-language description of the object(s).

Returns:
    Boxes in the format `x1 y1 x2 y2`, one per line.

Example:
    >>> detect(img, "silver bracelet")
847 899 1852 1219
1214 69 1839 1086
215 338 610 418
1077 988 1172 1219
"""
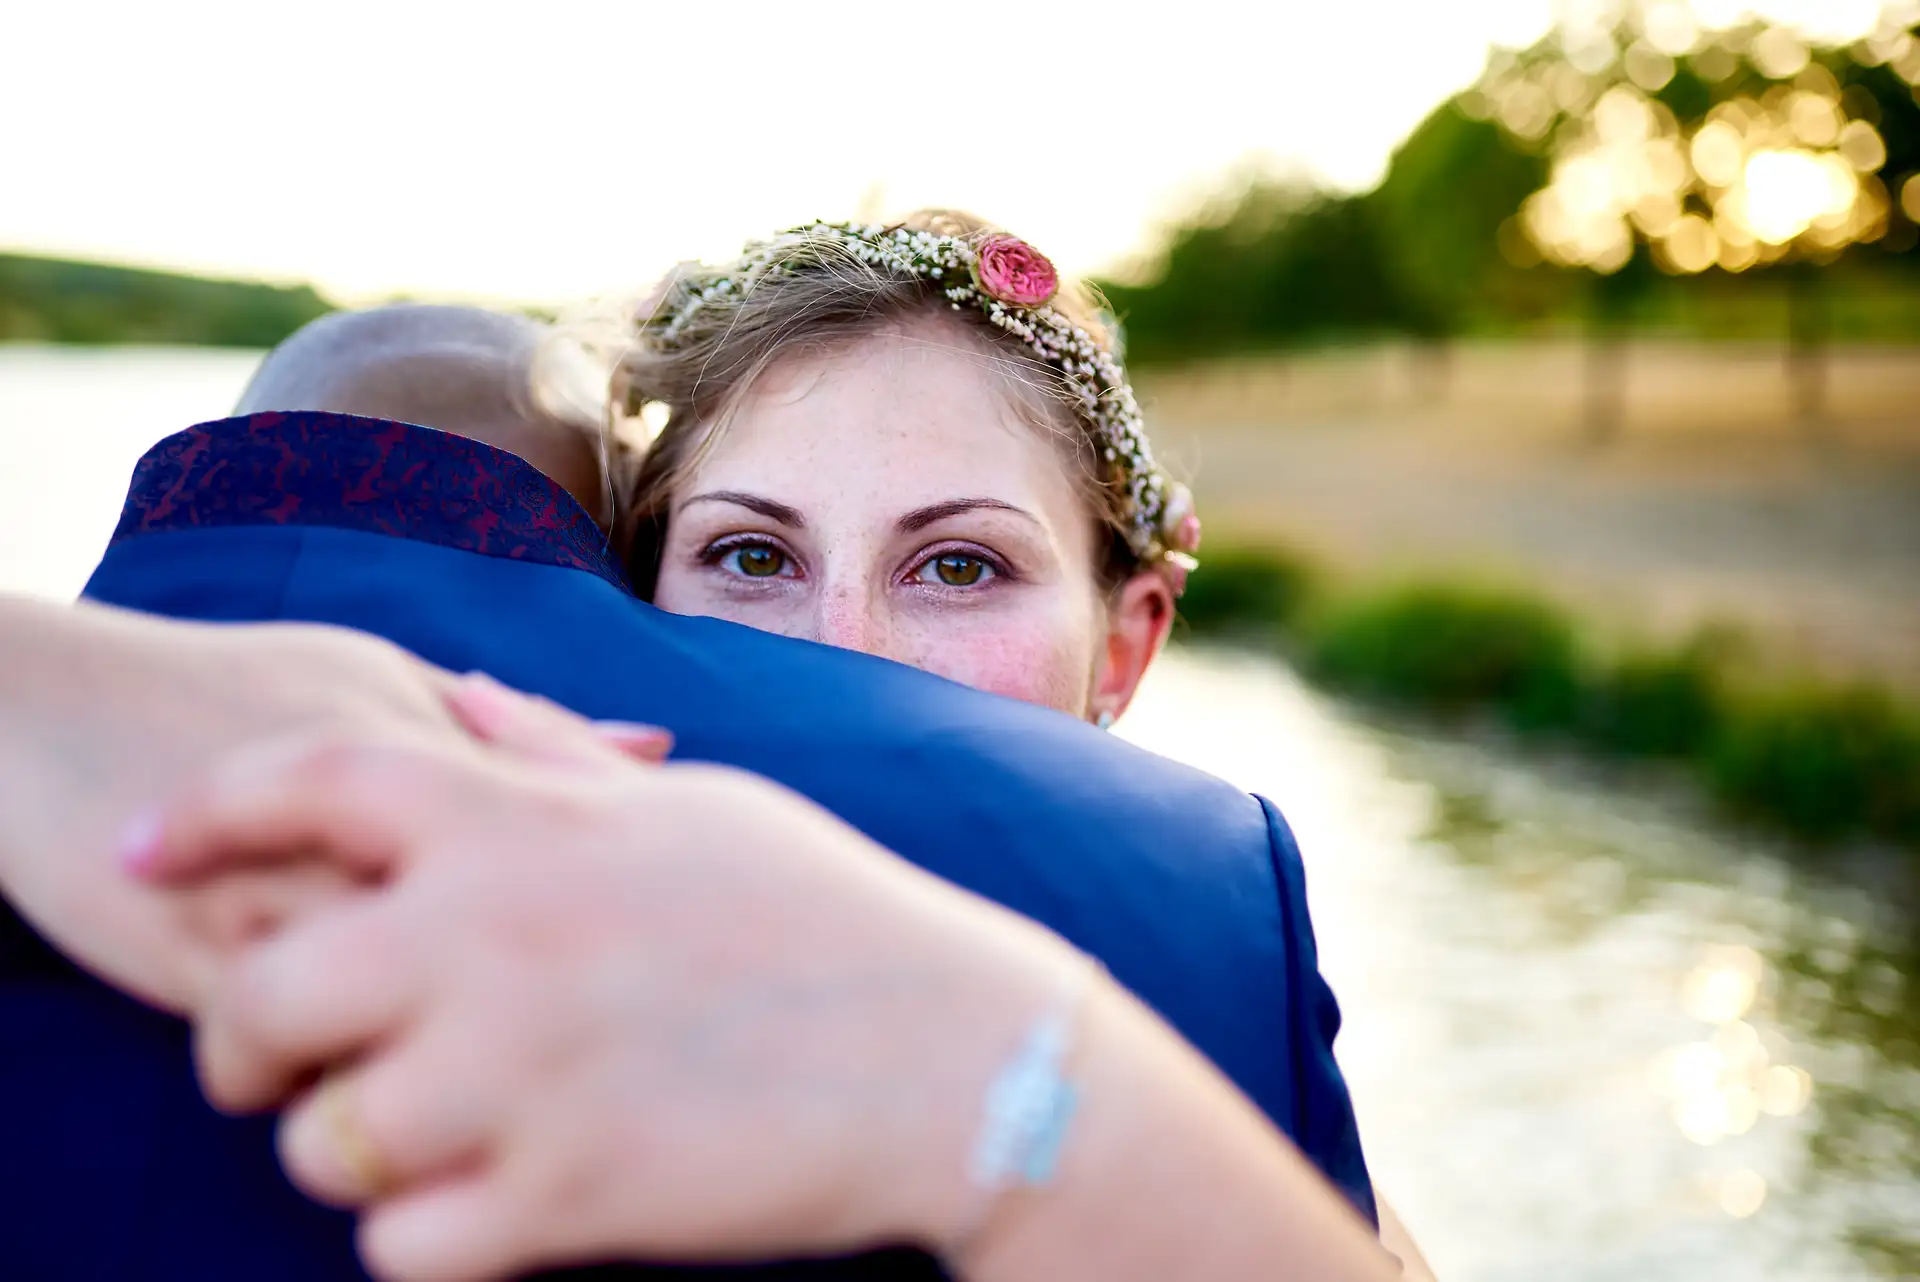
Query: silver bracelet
945 955 1103 1269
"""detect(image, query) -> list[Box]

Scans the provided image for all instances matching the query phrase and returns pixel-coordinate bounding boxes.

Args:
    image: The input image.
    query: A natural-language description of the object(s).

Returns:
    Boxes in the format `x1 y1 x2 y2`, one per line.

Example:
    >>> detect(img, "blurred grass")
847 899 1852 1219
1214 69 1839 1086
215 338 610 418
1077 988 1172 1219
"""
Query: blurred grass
1172 545 1317 640
1306 583 1584 734
1711 686 1920 846
1583 632 1739 761
1179 545 1920 855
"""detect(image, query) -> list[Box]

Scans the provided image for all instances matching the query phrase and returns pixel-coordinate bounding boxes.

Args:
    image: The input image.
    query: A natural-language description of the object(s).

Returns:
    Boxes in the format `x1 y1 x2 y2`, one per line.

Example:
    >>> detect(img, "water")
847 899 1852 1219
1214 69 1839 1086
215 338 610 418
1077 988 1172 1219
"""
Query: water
3 347 1916 1280
1122 654 1918 1281
0 345 266 599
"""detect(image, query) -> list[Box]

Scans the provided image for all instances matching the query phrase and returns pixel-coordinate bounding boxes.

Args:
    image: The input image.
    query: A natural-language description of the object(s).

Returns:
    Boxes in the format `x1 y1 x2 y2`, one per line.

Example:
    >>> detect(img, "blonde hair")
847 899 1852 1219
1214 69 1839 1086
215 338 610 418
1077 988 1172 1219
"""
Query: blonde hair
556 209 1144 598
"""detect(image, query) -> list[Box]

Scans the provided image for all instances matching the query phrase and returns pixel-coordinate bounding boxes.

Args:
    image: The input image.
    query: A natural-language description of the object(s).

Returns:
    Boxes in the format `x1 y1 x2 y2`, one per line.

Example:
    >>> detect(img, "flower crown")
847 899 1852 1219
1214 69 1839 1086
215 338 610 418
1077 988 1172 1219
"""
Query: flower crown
640 220 1201 583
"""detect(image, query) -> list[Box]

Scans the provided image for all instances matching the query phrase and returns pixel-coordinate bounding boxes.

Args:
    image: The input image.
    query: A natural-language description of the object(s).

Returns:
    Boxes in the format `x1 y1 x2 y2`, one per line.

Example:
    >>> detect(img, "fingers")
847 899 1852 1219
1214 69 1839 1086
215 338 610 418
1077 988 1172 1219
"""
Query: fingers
277 1072 404 1208
277 1014 510 1209
122 678 667 891
594 722 675 764
194 894 420 1111
359 1174 544 1282
170 863 365 979
122 730 455 886
446 671 670 767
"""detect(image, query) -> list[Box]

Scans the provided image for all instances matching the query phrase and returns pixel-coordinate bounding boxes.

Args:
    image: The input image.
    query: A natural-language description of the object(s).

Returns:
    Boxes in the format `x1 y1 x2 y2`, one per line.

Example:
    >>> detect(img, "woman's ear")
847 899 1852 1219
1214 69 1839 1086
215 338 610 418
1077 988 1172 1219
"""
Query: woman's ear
1090 570 1176 725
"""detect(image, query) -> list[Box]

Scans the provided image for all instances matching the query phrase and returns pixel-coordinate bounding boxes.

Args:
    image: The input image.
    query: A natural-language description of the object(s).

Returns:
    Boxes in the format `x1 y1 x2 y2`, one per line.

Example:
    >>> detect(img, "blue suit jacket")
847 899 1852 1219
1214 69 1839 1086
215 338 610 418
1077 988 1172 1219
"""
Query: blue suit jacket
0 412 1371 1280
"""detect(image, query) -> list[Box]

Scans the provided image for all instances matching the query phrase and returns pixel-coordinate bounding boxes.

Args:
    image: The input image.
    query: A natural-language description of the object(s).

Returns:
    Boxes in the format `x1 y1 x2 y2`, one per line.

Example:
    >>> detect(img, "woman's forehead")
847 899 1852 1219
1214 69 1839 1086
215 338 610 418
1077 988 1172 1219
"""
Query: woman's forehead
687 328 1080 507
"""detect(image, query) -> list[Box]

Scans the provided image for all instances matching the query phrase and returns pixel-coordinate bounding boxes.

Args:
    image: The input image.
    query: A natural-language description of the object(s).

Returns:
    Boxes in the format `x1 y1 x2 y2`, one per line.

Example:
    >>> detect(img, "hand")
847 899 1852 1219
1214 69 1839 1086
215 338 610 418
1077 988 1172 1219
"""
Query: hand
143 678 673 976
99 671 670 998
129 686 1081 1281
0 592 663 1014
0 599 461 1011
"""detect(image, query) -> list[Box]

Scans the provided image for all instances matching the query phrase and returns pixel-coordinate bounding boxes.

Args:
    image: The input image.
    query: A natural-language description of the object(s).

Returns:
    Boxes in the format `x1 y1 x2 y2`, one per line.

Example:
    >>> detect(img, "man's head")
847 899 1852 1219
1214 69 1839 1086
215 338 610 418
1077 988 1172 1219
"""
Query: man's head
236 305 620 525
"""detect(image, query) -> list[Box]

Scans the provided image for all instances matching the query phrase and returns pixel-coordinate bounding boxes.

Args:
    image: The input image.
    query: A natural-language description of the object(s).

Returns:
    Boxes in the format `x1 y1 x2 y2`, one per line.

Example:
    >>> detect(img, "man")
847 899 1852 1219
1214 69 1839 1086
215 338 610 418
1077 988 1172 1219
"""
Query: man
0 307 1385 1278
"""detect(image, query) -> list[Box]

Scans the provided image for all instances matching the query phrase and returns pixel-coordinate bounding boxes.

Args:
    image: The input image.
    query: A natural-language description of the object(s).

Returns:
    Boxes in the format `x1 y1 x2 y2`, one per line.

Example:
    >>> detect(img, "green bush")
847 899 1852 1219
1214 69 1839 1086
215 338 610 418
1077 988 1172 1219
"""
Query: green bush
1304 582 1585 733
1177 546 1318 638
1173 546 1920 853
1710 685 1920 845
1585 636 1731 759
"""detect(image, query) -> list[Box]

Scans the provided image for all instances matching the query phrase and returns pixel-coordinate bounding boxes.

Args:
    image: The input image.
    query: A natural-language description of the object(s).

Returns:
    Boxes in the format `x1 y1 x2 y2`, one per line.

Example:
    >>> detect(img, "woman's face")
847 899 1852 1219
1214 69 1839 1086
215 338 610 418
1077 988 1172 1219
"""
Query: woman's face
650 318 1114 715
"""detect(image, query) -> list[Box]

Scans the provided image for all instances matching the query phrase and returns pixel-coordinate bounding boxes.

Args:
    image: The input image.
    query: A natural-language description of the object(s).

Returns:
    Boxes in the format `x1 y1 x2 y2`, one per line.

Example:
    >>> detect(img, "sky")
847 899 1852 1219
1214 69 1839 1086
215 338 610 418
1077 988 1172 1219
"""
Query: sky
0 0 1894 305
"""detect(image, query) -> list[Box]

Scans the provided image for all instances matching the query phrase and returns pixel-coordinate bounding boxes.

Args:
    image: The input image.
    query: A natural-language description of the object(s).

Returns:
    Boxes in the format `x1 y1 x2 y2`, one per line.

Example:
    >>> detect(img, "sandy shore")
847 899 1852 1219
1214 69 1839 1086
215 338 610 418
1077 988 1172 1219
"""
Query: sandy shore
1139 341 1920 690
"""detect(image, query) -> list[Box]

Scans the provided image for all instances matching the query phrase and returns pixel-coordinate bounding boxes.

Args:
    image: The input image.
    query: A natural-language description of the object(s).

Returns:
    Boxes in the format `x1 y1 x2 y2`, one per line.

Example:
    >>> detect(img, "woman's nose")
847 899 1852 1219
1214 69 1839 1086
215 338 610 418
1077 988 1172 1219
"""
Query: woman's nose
810 581 891 659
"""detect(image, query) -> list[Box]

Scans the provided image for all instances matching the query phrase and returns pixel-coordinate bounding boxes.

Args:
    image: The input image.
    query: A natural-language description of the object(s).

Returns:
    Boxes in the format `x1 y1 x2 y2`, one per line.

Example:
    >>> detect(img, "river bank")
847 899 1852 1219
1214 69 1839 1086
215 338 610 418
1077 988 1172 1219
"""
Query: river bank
1175 538 1920 870
1137 340 1920 859
1138 341 1920 694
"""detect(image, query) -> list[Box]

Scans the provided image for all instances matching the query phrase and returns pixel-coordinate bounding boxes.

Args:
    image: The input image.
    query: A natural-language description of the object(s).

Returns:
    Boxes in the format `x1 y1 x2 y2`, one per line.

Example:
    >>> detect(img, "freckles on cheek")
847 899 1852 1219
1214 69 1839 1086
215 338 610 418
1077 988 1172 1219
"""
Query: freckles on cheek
911 624 1089 716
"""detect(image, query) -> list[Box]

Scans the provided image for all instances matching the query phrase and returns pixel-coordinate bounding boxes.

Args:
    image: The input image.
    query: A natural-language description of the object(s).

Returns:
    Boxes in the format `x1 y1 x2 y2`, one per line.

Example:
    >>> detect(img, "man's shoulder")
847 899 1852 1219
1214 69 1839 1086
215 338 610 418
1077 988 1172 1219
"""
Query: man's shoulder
109 411 629 592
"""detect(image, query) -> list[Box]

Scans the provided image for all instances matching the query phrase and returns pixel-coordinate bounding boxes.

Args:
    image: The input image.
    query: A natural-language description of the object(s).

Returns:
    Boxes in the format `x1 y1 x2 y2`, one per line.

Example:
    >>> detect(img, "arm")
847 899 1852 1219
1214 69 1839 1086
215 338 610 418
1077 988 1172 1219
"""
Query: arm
958 968 1398 1282
130 685 1401 1282
0 592 459 1010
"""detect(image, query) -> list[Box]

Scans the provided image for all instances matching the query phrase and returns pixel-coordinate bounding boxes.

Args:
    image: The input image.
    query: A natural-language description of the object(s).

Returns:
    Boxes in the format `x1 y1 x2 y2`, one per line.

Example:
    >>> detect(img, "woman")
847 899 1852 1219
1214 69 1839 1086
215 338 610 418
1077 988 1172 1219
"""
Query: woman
553 210 1430 1274
571 210 1201 727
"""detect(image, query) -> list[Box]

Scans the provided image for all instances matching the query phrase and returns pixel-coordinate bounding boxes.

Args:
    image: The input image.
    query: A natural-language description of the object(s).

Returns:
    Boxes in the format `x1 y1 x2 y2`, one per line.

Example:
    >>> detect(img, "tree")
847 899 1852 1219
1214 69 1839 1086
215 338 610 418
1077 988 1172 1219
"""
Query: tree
1496 7 1919 439
1099 182 1420 364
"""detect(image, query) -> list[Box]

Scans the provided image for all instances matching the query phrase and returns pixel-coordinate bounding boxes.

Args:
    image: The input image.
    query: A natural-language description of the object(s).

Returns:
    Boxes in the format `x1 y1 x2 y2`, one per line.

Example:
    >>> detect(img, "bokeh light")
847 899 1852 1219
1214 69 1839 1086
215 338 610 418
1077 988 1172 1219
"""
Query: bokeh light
1717 1168 1770 1218
1742 149 1855 243
1758 1064 1814 1116
1683 945 1763 1022
1652 944 1816 1151
1489 5 1908 277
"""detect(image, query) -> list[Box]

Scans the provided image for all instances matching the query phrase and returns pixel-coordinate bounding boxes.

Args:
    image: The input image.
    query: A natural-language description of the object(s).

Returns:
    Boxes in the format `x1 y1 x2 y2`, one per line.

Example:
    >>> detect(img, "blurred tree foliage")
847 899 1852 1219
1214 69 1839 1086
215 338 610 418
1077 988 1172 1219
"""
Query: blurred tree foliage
1101 7 1920 366
1365 107 1557 334
1098 185 1406 361
0 254 333 347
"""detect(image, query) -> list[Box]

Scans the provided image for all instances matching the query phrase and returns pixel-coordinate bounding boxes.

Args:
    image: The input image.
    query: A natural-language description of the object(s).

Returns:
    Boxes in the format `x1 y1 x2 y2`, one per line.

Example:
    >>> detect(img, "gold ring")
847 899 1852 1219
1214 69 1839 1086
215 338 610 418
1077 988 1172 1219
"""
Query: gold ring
315 1071 391 1199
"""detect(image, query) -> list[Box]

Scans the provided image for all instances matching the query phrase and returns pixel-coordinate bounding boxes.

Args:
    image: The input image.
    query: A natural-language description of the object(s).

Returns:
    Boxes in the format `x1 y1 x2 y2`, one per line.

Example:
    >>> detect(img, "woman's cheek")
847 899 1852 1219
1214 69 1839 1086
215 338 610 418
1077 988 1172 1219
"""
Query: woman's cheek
903 613 1092 716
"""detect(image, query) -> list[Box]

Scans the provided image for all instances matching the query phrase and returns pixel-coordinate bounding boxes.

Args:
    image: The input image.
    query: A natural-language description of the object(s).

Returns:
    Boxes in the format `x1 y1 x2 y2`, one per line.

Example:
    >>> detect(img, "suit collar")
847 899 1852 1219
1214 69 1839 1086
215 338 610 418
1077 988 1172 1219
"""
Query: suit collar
111 411 629 592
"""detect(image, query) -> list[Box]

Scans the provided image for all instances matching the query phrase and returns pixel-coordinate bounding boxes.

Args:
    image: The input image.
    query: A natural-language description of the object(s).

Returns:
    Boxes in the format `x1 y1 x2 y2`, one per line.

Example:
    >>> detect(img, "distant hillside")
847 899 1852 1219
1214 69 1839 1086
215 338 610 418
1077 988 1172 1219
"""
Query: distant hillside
0 253 334 347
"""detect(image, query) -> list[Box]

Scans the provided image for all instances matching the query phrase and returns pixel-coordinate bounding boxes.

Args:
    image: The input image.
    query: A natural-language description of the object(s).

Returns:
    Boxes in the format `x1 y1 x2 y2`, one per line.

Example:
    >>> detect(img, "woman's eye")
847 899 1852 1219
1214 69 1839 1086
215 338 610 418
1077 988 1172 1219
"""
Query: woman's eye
917 553 994 587
723 544 791 578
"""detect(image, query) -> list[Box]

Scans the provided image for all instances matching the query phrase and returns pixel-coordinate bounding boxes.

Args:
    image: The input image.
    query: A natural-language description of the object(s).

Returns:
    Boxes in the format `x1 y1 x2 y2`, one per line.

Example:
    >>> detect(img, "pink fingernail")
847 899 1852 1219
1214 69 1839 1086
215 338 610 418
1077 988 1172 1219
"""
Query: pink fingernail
595 721 668 739
116 809 164 876
596 722 674 755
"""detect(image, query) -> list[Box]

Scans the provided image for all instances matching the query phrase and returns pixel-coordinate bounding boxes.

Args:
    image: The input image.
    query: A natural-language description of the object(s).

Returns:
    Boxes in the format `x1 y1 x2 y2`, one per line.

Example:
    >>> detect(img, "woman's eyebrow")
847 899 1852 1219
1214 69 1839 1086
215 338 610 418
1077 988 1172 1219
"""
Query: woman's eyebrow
896 498 1038 534
680 490 806 528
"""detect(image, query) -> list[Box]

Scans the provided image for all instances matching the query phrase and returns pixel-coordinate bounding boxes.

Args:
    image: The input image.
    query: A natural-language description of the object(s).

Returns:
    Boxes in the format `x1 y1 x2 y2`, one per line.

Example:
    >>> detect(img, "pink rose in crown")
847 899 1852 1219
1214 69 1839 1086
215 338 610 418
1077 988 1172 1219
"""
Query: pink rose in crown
1173 511 1202 554
972 235 1059 308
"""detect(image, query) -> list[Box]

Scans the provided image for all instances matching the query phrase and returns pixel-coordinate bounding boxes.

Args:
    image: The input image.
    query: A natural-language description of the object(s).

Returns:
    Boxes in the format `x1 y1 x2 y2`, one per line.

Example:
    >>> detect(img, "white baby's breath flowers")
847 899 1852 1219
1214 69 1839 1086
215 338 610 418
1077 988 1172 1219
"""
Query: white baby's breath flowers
642 221 1197 570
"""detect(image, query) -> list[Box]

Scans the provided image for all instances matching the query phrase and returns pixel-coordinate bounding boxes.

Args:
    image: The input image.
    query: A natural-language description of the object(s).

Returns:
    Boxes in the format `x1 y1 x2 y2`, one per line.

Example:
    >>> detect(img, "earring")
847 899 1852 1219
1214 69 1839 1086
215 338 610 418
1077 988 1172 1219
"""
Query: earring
1095 710 1115 731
